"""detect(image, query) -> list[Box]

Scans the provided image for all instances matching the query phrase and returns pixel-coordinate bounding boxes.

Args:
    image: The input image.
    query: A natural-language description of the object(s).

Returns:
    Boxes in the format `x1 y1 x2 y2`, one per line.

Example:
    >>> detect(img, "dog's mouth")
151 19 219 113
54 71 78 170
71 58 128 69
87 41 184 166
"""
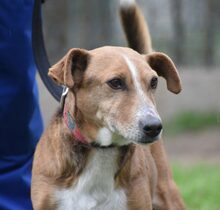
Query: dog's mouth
137 133 161 145
102 129 161 147
93 131 161 148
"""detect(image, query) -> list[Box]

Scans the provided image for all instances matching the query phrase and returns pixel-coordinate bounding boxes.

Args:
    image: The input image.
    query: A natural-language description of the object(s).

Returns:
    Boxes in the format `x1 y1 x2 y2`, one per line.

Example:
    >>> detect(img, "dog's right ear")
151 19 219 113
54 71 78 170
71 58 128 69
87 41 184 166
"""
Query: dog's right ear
48 48 89 88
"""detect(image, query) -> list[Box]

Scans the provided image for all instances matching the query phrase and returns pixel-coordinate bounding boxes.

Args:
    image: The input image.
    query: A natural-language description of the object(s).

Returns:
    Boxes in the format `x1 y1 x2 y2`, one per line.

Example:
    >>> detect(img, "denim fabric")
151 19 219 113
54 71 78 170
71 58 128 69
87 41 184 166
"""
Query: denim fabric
0 0 43 209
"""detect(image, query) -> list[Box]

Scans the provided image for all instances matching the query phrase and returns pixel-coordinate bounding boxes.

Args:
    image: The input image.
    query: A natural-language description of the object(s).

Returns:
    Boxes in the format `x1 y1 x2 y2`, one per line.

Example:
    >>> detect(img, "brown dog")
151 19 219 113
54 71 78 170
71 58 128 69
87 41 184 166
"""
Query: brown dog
31 0 186 209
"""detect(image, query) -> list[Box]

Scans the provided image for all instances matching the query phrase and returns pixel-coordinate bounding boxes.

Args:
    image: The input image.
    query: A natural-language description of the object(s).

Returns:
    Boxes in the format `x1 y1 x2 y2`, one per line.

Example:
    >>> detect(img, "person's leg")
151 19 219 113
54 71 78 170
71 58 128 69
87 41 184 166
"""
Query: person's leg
0 1 43 209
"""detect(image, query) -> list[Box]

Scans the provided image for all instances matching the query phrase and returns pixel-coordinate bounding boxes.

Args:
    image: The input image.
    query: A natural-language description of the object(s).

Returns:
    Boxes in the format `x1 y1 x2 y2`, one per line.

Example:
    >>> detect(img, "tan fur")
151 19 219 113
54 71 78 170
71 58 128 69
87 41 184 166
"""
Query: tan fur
120 2 186 209
116 145 157 210
32 1 186 210
32 111 92 209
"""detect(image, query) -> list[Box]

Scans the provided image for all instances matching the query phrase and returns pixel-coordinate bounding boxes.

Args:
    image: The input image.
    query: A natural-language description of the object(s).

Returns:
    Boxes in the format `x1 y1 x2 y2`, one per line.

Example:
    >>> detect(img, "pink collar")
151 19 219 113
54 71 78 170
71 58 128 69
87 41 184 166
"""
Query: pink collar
63 105 88 144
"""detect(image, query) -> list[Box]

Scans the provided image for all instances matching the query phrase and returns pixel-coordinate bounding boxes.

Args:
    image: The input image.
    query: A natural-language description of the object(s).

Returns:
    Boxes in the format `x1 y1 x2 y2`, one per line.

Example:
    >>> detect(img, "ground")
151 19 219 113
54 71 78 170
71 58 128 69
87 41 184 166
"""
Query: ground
164 127 220 165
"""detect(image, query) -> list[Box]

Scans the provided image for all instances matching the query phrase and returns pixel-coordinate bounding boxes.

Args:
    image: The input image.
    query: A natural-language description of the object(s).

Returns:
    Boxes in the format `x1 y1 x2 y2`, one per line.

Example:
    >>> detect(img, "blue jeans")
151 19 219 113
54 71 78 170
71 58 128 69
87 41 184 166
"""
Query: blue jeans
0 1 43 209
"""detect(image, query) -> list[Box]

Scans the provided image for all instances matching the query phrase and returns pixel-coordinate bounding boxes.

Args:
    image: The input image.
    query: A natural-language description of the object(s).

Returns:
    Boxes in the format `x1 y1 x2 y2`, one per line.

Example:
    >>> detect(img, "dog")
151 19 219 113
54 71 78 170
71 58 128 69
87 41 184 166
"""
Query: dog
31 0 186 209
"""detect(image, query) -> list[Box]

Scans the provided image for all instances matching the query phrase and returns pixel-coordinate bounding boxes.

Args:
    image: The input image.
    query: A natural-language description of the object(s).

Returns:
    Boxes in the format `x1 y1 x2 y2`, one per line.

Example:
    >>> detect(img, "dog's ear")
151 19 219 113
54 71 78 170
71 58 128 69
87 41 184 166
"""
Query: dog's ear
146 52 182 94
48 48 89 88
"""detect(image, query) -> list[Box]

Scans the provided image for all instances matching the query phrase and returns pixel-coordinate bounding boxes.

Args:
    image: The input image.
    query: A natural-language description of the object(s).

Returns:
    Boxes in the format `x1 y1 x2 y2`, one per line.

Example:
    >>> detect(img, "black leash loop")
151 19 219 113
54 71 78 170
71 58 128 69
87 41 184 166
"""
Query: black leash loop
32 0 63 102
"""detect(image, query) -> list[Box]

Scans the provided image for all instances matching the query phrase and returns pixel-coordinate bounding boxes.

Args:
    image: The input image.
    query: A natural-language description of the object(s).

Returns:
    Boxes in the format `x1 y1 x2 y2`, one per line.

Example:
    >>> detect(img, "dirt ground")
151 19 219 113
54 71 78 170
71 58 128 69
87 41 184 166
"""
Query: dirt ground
37 68 220 165
164 127 220 165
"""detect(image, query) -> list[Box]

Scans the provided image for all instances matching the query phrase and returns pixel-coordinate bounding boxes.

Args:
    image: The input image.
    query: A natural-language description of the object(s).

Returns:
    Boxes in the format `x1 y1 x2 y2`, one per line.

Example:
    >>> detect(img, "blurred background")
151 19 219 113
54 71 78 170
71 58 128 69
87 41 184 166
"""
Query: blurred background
37 0 220 209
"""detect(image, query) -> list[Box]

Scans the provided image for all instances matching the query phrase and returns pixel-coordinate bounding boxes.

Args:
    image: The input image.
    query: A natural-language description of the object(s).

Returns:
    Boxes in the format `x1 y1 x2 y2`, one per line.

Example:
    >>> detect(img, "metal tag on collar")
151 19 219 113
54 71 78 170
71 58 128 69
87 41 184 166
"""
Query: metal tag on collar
60 86 69 111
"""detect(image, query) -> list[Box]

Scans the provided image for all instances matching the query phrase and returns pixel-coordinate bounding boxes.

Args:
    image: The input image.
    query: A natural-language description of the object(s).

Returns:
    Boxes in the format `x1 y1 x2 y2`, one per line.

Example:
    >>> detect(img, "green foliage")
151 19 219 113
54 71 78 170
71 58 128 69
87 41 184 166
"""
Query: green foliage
173 164 220 210
164 111 220 136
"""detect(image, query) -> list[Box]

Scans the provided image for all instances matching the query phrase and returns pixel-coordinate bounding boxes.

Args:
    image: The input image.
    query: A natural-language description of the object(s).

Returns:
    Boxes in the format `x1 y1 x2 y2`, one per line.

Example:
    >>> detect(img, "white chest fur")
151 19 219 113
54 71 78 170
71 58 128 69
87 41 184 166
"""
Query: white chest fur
55 149 128 210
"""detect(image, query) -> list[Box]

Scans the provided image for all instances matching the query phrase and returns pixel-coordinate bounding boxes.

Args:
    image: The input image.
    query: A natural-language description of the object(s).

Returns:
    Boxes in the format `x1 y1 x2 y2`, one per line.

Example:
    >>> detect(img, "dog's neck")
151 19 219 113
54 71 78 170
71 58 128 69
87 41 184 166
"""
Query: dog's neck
62 89 96 145
63 104 88 144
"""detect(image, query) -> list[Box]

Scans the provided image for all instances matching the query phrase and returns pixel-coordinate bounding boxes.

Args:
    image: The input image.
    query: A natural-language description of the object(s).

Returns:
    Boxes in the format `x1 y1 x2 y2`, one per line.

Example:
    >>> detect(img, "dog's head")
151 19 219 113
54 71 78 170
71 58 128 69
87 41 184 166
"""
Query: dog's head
49 46 181 146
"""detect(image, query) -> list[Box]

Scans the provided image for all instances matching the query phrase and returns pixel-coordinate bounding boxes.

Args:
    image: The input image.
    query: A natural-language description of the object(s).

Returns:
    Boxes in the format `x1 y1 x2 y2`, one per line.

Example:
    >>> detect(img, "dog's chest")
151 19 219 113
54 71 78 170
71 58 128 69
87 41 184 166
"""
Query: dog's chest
55 149 128 210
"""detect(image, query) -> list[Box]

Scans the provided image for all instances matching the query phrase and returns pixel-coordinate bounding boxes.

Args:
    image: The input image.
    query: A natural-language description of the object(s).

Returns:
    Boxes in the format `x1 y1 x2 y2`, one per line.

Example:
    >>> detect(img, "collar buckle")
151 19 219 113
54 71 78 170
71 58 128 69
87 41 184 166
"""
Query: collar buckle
60 86 69 111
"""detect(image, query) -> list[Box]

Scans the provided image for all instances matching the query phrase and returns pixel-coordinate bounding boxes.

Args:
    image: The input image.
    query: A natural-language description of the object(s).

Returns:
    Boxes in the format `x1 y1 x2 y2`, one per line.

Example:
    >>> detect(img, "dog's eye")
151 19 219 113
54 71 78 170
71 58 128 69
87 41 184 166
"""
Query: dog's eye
107 78 126 90
150 77 158 89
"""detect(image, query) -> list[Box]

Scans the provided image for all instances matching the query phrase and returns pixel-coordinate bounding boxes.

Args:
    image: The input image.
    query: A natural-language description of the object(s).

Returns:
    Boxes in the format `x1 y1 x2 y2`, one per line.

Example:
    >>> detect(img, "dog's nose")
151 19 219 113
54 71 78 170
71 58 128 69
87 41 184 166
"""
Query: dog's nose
143 121 162 138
